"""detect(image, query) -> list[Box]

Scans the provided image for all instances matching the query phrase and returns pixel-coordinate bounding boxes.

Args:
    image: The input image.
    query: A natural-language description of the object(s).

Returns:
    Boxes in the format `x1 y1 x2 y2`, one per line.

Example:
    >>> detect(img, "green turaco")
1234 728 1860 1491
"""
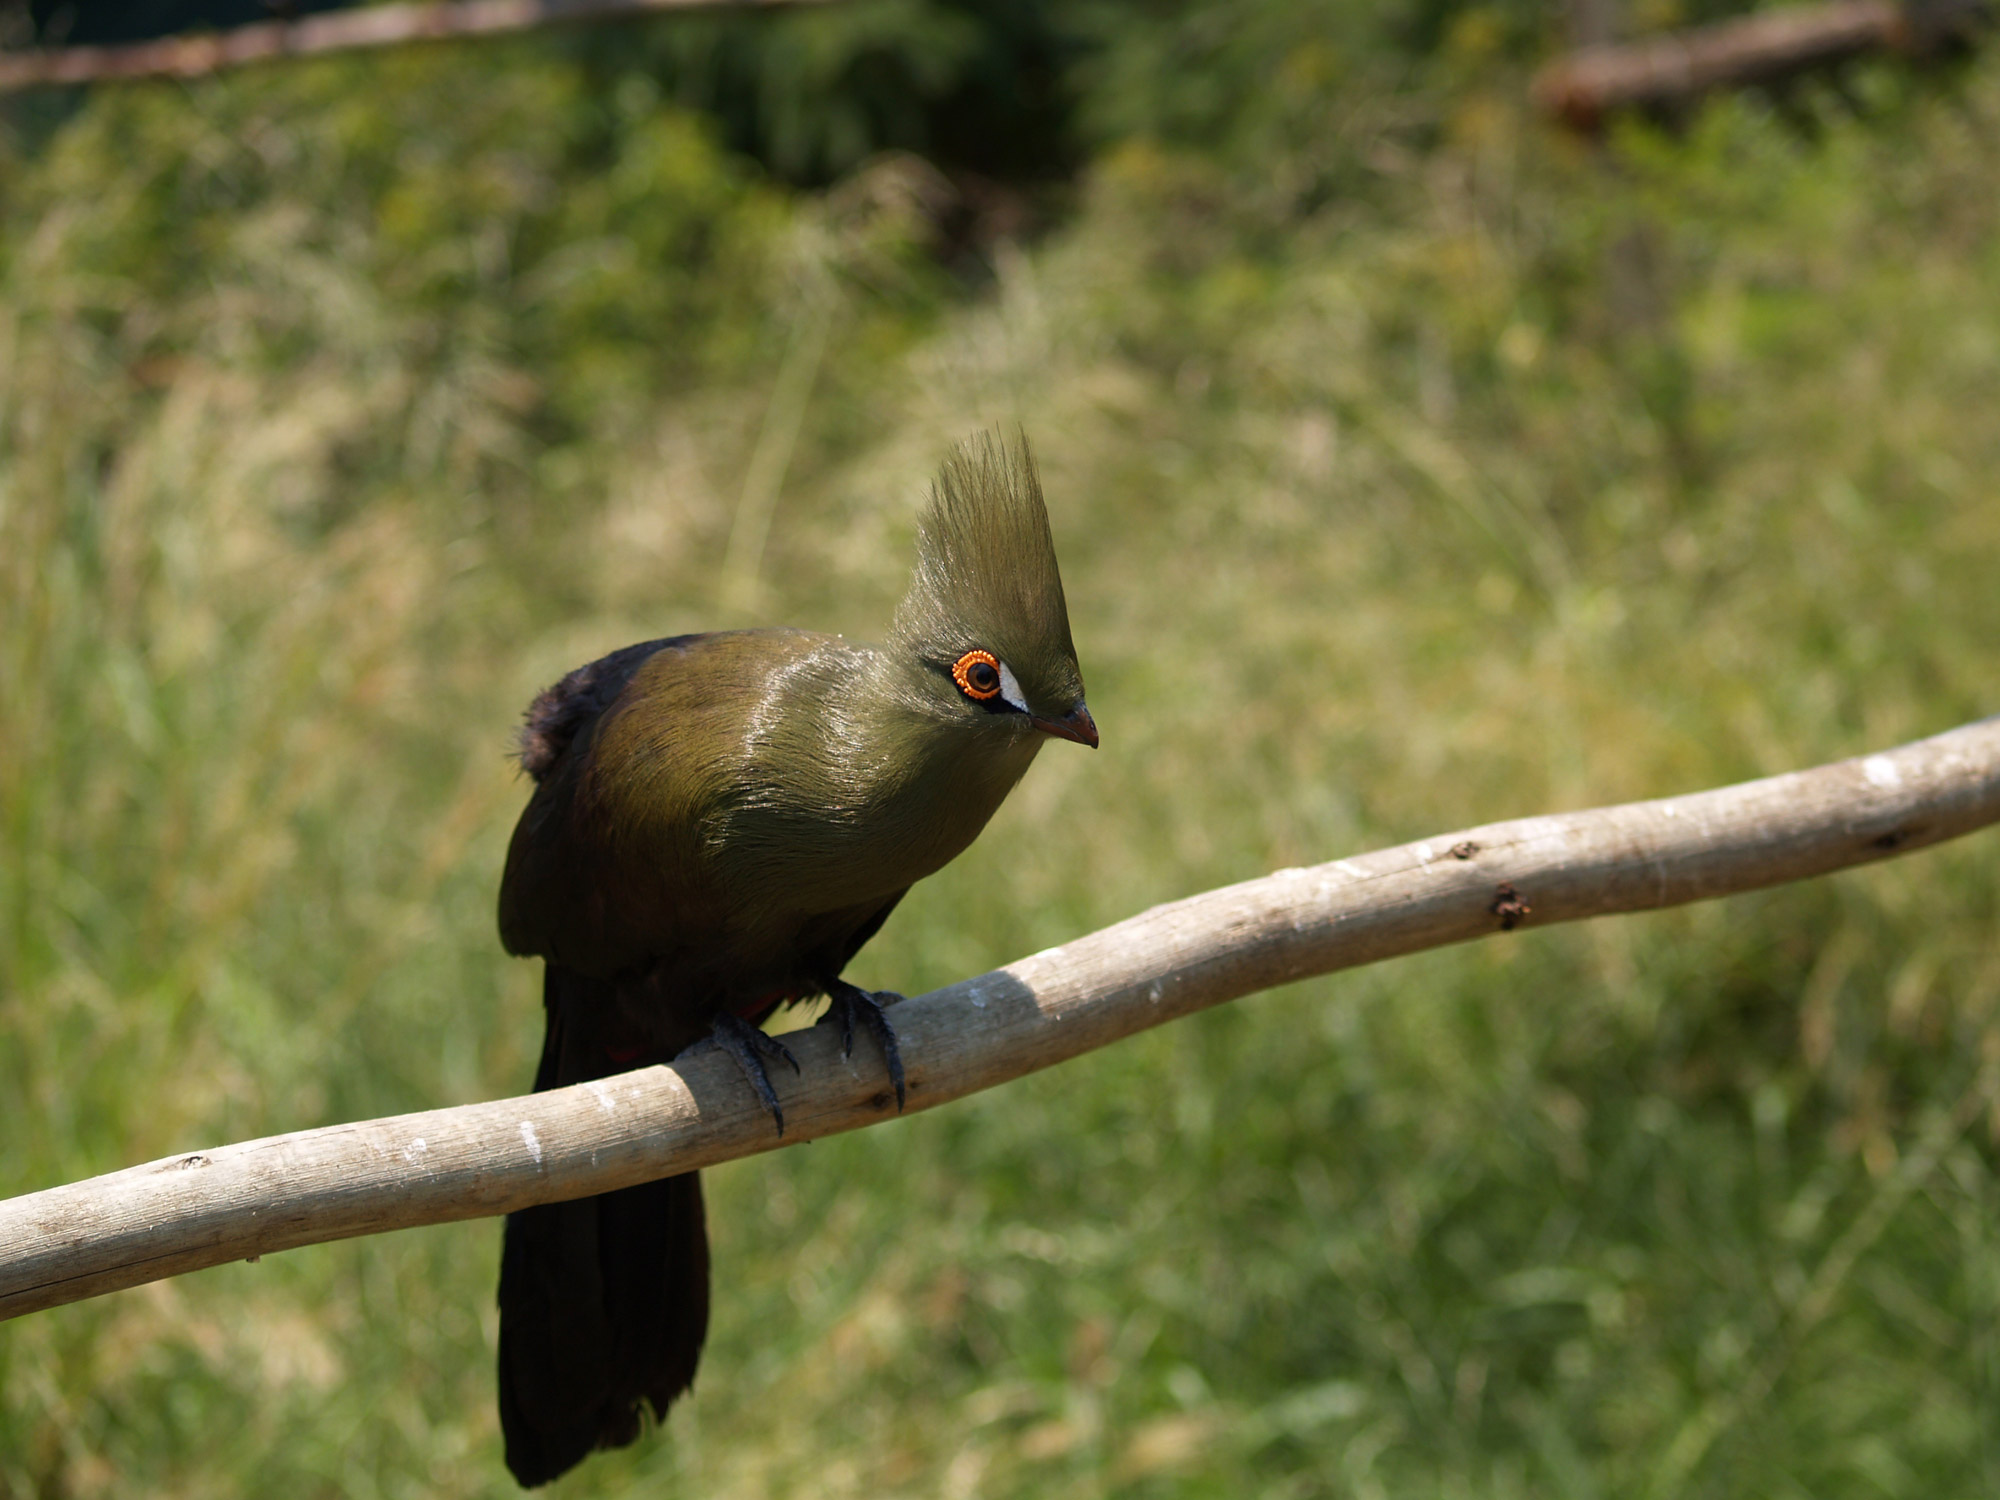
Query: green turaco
495 431 1096 1485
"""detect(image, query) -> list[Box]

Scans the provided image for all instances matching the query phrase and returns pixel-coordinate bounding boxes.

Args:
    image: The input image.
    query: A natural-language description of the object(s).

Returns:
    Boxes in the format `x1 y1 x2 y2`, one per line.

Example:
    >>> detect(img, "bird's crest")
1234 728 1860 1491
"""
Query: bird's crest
892 431 1082 704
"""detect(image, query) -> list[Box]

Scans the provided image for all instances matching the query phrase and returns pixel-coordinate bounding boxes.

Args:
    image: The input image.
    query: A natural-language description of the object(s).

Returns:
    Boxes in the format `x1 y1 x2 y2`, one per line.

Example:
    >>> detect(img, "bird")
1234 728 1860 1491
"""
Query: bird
493 430 1097 1486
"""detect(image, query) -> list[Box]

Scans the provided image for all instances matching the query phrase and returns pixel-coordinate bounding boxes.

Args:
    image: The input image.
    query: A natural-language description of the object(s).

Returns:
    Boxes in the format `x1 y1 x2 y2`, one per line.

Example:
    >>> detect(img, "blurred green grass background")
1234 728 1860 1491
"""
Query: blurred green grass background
4 7 2000 1495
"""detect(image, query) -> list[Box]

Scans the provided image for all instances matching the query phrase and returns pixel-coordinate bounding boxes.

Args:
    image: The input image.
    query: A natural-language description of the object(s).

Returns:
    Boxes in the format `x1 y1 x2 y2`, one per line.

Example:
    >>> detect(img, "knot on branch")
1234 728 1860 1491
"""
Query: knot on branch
1491 882 1533 931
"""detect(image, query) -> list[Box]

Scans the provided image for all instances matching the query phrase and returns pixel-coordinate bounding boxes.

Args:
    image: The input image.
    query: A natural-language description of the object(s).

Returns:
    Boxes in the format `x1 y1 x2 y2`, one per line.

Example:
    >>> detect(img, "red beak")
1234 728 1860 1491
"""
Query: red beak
1030 701 1099 749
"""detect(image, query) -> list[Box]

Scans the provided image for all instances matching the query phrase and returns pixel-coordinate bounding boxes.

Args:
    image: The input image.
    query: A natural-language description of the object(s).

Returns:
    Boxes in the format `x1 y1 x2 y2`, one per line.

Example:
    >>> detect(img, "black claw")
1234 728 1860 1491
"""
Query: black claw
820 980 907 1112
707 1011 799 1136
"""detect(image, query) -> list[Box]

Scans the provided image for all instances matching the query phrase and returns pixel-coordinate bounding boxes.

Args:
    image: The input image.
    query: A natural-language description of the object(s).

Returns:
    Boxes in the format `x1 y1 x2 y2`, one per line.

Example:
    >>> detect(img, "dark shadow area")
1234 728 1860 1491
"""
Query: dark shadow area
24 0 353 46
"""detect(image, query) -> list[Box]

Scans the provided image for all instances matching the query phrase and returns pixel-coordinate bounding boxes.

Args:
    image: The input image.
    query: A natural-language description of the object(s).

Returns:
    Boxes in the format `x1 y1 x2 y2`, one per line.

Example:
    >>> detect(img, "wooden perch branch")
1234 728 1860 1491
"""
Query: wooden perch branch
1533 0 1989 130
4 715 1999 1322
0 0 832 95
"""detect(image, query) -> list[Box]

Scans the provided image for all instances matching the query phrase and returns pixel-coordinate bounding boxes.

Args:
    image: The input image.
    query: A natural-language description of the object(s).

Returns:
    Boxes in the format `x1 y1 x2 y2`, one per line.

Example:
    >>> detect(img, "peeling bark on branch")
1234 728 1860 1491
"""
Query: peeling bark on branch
3 716 1998 1321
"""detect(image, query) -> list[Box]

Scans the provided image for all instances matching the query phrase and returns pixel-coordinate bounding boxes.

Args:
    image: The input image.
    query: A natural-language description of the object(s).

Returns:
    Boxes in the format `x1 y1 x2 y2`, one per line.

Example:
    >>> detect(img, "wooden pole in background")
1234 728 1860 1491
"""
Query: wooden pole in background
0 0 833 95
3 715 1997 1322
1534 0 1989 129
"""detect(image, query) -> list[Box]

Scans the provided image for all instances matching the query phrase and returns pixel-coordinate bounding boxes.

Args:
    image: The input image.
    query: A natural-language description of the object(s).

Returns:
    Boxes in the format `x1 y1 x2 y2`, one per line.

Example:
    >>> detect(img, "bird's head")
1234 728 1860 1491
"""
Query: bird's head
889 431 1097 749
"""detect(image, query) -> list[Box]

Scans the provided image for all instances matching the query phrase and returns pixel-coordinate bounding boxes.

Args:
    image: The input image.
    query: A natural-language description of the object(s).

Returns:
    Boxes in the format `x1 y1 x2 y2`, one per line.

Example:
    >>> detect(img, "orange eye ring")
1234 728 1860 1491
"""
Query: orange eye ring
951 649 1003 701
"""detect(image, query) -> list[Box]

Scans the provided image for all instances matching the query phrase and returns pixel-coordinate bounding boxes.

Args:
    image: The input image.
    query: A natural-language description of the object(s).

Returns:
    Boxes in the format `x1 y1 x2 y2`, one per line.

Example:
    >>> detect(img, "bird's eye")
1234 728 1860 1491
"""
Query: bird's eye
951 649 1003 701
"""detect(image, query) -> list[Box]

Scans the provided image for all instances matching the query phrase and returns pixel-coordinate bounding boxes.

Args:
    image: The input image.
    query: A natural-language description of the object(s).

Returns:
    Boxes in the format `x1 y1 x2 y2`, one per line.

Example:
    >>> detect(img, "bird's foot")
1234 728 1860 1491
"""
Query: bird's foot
818 979 907 1112
702 1011 800 1136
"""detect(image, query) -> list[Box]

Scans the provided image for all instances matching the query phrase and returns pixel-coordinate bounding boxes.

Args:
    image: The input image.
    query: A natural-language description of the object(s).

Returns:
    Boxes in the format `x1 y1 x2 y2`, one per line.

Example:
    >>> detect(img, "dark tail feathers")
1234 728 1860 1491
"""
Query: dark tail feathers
497 967 711 1487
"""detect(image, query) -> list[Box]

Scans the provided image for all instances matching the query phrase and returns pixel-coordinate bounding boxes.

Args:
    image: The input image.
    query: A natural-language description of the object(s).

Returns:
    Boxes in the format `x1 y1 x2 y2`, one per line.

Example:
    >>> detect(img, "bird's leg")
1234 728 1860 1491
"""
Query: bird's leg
701 1011 800 1136
818 978 906 1112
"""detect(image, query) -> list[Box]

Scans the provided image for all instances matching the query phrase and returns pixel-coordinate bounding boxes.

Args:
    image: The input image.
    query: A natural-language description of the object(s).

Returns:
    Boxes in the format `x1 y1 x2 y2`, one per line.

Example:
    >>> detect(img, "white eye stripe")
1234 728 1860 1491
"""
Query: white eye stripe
997 661 1029 713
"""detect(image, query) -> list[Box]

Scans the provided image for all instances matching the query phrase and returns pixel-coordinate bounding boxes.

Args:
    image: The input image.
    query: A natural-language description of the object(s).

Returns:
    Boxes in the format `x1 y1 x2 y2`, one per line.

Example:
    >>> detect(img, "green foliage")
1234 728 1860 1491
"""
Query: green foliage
573 0 1081 186
556 0 1549 196
2 43 812 439
5 27 2000 1500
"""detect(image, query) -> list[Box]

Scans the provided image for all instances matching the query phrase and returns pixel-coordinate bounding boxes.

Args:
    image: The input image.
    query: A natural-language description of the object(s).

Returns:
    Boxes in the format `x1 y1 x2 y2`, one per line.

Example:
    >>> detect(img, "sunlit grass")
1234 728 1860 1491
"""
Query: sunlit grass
4 43 2000 1500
